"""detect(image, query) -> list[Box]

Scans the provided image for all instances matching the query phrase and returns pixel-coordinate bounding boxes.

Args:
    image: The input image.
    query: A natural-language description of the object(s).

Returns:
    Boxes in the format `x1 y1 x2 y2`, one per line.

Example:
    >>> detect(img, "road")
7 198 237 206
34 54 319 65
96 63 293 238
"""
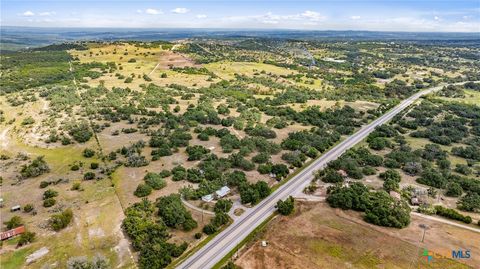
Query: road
176 82 467 269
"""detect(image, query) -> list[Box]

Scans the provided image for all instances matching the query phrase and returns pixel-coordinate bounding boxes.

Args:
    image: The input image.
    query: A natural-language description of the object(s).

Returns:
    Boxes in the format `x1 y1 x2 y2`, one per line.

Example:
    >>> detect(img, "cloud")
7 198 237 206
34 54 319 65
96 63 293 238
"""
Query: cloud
223 10 326 26
136 9 142 14
301 10 325 22
196 14 207 19
145 8 162 15
350 16 361 20
39 11 56 16
22 11 35 16
172 8 190 14
434 16 440 21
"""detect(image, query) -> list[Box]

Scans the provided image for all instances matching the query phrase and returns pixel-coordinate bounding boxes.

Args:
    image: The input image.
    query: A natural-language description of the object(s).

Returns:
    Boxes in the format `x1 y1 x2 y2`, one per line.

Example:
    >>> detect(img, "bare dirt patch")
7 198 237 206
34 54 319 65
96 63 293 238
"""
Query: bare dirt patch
236 202 477 269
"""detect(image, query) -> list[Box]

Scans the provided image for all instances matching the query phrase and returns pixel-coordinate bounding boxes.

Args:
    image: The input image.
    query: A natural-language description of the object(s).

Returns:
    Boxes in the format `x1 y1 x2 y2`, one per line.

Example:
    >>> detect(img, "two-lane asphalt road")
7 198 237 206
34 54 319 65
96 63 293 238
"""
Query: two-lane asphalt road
177 82 466 269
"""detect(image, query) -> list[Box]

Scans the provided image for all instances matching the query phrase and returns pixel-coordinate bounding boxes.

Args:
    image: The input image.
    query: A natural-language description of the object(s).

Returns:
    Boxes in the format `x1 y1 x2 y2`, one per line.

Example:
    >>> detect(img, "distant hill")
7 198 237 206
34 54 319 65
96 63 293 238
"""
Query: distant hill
1 26 479 51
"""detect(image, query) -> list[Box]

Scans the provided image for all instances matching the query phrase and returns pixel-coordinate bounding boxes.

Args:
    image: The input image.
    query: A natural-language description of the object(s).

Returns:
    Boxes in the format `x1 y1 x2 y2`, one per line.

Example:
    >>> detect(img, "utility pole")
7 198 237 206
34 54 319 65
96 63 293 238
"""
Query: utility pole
419 224 428 243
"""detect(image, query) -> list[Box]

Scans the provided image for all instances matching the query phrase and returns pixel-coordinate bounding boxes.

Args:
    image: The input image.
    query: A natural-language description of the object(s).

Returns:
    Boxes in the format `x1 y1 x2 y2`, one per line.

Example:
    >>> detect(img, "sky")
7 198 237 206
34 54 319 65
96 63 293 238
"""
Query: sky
2 0 480 32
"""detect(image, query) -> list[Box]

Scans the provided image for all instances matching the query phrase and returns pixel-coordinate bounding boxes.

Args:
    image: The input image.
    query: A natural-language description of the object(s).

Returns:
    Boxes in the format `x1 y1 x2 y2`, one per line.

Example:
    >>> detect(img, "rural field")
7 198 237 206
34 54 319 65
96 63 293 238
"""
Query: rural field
236 202 479 269
1 32 479 269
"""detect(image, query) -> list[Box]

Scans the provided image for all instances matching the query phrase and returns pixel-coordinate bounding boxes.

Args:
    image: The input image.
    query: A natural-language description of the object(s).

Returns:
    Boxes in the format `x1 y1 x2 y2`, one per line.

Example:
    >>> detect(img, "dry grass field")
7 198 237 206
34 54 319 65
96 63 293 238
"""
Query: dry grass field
236 202 479 269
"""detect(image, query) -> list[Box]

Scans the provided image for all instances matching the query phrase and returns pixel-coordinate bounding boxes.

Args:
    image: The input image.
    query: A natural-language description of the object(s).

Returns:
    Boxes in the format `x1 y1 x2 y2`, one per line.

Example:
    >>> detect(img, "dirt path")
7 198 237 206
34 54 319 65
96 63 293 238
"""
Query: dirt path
411 212 480 233
0 126 12 149
149 63 160 76
181 197 215 216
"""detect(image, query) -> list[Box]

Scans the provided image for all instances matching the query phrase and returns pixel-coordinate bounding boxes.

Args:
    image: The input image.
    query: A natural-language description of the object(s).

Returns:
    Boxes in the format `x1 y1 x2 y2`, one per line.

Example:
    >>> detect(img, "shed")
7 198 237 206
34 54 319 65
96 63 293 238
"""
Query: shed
201 194 214 203
10 205 21 212
0 226 25 241
215 186 230 198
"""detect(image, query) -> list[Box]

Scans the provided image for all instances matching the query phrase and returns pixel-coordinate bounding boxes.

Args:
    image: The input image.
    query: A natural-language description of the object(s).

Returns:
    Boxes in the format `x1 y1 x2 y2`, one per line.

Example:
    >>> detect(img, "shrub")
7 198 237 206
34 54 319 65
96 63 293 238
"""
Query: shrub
71 182 82 191
159 170 172 178
434 205 472 224
43 198 56 207
23 204 34 213
17 231 36 247
90 162 99 169
203 224 217 235
43 189 58 200
457 192 480 212
322 169 344 183
143 172 167 190
83 172 96 180
83 148 95 158
445 182 463 197
20 156 50 178
194 232 202 239
214 199 233 214
68 123 93 143
134 183 152 197
50 209 74 231
4 216 23 229
252 152 270 164
276 196 295 215
379 169 401 182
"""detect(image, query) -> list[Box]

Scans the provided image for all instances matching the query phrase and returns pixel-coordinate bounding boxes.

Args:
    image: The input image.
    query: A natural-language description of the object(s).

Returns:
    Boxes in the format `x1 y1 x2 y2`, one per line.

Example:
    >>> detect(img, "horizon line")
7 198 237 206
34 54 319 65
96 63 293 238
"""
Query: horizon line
2 25 480 35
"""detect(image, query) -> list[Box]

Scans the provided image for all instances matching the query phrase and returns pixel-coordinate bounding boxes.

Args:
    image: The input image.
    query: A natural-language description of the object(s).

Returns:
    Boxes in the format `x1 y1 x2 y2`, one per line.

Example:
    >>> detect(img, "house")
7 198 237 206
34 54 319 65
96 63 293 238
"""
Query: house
201 194 214 203
0 226 25 241
10 205 21 212
215 186 230 198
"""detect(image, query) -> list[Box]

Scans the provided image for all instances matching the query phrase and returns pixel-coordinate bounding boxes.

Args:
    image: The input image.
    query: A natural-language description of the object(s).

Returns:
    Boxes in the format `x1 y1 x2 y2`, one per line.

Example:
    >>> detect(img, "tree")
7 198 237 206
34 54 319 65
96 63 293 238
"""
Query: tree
276 196 295 215
144 172 167 190
379 169 401 182
17 231 36 247
214 199 233 214
445 182 463 197
457 192 480 212
322 169 344 183
368 137 390 150
4 216 23 229
83 148 95 158
68 122 93 143
50 209 73 231
271 164 289 179
156 194 198 231
416 169 447 188
43 189 58 200
135 183 153 197
186 145 210 161
20 156 50 178
383 178 399 192
363 192 411 228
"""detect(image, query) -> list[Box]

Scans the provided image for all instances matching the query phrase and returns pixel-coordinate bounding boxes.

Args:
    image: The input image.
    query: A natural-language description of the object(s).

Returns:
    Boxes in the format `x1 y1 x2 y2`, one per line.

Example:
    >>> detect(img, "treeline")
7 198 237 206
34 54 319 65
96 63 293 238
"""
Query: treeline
326 183 411 228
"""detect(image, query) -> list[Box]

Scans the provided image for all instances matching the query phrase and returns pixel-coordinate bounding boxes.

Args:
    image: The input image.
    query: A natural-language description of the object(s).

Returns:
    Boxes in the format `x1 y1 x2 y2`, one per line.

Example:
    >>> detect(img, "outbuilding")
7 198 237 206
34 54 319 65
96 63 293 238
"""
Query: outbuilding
201 194 214 203
215 186 230 198
0 226 25 241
